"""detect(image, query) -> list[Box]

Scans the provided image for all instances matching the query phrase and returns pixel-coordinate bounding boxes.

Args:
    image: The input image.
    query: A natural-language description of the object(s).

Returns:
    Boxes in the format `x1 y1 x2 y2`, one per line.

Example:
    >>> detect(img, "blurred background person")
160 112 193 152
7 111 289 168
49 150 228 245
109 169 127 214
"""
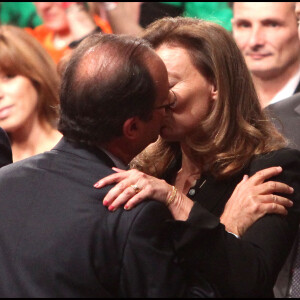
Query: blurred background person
232 2 300 108
26 2 112 64
270 90 300 298
0 25 61 162
100 2 232 35
232 4 300 296
0 126 12 167
267 2 300 297
139 2 233 30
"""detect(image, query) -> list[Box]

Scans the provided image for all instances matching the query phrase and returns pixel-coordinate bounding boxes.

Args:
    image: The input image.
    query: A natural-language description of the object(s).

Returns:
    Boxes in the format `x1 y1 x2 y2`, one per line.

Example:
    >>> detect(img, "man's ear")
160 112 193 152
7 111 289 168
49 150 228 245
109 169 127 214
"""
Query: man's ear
123 117 140 140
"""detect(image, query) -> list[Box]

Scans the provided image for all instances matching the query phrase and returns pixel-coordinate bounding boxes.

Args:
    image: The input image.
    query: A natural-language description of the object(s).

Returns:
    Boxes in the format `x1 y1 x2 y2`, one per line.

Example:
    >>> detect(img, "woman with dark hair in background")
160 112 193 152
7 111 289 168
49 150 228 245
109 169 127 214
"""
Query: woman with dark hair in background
0 25 61 161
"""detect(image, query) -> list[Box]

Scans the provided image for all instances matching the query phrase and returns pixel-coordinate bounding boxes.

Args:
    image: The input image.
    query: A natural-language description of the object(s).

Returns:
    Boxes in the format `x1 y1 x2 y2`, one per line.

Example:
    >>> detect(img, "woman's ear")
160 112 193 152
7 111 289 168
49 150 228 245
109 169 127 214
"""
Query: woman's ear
211 84 218 101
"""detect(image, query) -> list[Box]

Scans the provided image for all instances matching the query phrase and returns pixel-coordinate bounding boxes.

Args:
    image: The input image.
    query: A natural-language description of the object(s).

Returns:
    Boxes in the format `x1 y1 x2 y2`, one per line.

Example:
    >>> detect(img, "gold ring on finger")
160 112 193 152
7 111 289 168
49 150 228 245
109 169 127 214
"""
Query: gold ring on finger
131 184 142 194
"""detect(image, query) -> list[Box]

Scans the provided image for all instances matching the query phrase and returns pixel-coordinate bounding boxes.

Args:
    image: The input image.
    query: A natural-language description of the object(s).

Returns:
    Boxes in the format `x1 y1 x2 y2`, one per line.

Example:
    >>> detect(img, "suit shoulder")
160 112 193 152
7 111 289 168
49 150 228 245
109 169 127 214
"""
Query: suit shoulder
126 200 172 225
268 94 300 112
0 153 46 180
117 200 173 239
246 148 300 176
248 149 300 203
250 148 300 169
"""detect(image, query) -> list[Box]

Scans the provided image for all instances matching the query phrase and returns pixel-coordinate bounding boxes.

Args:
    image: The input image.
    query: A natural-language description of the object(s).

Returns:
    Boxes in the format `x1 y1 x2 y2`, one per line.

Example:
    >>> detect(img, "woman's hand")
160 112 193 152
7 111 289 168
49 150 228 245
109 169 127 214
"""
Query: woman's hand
94 167 194 220
94 167 174 211
220 166 294 237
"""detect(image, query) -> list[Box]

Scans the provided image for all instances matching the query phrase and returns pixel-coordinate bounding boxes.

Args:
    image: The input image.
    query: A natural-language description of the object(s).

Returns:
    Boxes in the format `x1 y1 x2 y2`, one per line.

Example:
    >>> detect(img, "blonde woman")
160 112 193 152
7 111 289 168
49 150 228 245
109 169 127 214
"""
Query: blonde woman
95 18 300 297
0 25 62 161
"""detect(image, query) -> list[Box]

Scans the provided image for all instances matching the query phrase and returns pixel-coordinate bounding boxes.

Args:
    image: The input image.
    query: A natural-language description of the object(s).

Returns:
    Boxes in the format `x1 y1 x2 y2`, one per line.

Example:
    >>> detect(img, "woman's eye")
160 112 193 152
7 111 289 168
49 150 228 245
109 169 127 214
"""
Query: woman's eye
6 74 16 79
1 74 16 81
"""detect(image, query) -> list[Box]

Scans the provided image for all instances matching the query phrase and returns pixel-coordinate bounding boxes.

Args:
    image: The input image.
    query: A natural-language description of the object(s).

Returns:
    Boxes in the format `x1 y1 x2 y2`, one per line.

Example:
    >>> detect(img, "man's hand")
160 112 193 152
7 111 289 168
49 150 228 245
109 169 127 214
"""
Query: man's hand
220 166 294 237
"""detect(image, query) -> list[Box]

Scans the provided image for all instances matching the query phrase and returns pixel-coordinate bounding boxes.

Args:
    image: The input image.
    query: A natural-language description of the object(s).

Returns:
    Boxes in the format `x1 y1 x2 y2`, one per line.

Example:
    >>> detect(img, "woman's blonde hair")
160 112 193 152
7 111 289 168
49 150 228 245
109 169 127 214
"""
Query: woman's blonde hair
131 17 286 179
0 25 59 126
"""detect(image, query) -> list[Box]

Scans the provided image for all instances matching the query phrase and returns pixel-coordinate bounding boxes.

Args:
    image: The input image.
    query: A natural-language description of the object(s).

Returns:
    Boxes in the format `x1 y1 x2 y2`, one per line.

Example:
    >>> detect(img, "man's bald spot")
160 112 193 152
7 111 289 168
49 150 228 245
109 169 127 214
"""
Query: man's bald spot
74 44 122 85
73 37 157 88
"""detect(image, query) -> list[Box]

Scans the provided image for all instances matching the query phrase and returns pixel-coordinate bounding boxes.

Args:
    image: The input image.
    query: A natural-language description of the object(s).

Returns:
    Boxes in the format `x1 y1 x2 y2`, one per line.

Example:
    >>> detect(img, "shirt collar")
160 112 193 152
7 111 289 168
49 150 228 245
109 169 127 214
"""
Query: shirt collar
99 147 128 170
269 67 300 105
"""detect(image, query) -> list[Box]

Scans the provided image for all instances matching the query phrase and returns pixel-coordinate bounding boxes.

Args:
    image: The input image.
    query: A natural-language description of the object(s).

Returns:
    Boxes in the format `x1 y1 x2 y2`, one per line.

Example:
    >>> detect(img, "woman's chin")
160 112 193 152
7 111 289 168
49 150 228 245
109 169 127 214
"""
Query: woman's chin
160 128 181 142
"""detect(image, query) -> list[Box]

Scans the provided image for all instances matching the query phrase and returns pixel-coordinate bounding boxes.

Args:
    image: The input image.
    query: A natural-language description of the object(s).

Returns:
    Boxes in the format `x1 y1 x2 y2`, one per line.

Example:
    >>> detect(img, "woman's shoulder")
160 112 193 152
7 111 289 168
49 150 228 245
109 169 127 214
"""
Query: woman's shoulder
248 148 300 206
249 148 300 171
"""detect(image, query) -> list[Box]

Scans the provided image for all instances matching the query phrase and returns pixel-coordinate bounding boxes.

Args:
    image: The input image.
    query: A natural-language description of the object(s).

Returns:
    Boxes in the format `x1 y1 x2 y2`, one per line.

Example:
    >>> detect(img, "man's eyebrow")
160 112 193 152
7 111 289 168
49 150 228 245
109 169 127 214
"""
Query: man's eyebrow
232 17 249 22
231 17 251 24
233 16 284 22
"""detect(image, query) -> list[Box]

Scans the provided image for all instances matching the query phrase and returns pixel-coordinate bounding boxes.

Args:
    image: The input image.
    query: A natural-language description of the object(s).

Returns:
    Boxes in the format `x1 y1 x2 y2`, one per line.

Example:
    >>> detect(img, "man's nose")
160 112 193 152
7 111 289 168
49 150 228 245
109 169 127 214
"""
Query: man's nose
248 25 265 48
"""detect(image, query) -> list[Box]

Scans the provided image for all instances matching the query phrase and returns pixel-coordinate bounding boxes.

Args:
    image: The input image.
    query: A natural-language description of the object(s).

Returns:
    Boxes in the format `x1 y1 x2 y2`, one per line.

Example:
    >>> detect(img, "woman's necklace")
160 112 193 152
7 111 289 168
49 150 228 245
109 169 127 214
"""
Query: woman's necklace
188 177 207 197
175 168 202 195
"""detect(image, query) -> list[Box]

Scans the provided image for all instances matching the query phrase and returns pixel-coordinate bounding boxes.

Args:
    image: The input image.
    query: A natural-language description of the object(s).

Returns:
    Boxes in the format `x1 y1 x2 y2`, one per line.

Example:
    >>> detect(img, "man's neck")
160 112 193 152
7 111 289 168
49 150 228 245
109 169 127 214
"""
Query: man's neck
101 138 136 166
253 63 300 108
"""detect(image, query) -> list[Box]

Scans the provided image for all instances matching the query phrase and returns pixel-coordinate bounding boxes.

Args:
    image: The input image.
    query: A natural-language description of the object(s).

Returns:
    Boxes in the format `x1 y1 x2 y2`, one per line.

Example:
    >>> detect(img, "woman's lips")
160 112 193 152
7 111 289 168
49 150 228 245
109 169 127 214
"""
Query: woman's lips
0 105 13 120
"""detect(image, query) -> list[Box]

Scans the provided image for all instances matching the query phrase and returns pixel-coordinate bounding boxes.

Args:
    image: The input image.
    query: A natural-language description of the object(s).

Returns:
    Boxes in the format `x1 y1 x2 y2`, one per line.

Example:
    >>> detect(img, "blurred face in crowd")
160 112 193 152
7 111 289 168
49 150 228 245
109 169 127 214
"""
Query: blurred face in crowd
232 2 300 80
0 72 39 133
35 2 69 33
156 45 216 142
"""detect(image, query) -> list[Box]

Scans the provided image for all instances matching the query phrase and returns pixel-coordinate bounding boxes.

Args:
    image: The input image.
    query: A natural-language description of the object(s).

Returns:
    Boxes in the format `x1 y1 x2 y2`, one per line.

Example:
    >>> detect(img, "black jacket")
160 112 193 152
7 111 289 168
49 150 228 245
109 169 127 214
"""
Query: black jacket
0 137 217 298
165 148 300 297
0 127 12 167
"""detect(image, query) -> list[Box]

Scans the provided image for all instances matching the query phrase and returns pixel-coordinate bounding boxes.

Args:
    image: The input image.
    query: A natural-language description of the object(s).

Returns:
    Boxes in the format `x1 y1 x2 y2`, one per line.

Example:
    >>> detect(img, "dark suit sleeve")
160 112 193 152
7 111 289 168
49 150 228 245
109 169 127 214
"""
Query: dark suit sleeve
173 148 300 297
118 200 218 298
0 127 12 167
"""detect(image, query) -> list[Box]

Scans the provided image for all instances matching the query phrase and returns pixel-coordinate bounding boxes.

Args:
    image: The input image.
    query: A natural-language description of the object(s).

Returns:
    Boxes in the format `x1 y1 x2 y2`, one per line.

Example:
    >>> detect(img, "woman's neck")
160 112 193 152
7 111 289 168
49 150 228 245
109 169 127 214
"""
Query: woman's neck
175 143 203 194
10 117 62 162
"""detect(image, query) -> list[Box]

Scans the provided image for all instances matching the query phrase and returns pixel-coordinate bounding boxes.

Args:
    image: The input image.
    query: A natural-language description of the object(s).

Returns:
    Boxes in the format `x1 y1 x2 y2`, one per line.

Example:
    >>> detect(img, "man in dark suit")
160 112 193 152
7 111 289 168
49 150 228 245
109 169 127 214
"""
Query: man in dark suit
0 126 12 167
267 95 300 298
0 34 217 297
232 2 300 108
265 3 300 297
267 93 300 151
232 4 300 297
266 78 300 300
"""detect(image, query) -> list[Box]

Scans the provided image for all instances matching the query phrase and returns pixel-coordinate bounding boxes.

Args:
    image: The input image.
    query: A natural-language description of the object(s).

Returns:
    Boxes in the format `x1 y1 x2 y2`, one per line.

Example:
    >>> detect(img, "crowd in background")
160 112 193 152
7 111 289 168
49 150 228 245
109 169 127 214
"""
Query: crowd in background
0 2 235 161
0 2 299 298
